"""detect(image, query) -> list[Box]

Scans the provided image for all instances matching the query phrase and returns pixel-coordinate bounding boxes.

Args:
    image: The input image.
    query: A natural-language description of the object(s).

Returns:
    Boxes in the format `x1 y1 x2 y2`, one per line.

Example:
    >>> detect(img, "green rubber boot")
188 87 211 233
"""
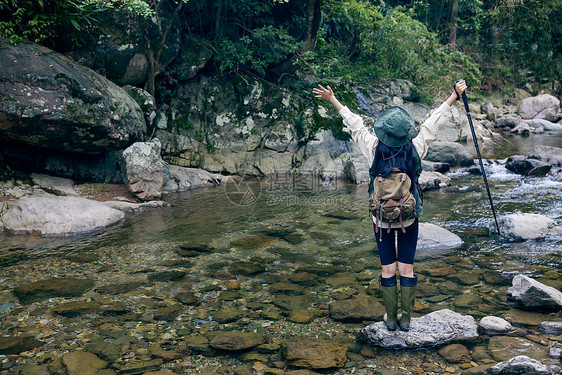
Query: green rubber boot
380 275 398 331
399 275 418 331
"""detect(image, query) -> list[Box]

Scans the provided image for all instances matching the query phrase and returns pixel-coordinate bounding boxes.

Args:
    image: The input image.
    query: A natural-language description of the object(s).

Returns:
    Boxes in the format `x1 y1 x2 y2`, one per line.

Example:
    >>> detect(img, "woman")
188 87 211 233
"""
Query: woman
313 80 467 331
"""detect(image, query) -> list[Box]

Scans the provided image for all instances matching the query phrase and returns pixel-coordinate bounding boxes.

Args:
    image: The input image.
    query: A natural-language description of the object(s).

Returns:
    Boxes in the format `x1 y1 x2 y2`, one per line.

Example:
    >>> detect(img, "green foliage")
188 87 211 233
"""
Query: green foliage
0 0 157 48
306 0 481 94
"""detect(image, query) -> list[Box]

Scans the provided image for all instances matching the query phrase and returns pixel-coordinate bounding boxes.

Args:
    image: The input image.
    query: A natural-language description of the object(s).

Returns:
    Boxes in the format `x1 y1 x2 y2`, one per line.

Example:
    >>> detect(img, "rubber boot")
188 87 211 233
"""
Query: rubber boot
380 275 398 331
399 275 418 331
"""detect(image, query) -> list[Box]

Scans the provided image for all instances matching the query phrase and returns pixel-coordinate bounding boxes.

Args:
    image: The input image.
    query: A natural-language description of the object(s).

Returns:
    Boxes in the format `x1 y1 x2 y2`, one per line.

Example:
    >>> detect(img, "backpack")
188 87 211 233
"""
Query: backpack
369 168 416 237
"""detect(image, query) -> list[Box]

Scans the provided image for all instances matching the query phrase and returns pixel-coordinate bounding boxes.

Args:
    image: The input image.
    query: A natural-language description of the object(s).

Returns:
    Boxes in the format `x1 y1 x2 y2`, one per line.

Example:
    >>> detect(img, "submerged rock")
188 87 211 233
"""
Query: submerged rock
0 196 124 236
506 274 562 311
209 332 263 351
62 351 108 375
484 355 554 375
329 296 385 322
0 335 42 355
282 336 347 369
13 277 95 304
360 309 477 349
492 213 562 241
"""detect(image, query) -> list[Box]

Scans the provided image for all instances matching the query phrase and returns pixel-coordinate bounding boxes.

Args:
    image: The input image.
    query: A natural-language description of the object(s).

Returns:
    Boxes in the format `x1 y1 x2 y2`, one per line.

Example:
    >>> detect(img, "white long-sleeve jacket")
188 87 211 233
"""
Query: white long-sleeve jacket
339 102 452 228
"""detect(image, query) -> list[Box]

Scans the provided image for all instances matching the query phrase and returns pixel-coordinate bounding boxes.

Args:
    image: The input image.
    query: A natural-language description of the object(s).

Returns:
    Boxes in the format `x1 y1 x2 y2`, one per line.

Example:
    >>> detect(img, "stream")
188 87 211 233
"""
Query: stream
0 133 560 374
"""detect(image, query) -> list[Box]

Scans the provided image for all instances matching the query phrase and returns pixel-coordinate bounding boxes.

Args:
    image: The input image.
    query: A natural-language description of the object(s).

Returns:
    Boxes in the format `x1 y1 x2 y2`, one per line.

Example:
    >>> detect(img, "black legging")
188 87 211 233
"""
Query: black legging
374 219 419 265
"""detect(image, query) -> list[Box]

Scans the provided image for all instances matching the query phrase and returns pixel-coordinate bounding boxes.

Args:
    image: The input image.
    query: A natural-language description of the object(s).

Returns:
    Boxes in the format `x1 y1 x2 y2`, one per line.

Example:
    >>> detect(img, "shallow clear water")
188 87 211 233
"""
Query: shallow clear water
0 133 561 373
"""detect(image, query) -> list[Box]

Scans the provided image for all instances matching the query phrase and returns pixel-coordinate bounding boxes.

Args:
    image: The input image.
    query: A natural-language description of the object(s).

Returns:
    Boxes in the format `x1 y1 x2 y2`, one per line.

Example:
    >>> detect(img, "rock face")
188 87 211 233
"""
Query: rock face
493 213 562 242
122 139 167 200
506 274 562 311
484 355 554 375
0 196 124 236
0 40 146 154
518 94 561 122
360 309 478 349
282 336 347 369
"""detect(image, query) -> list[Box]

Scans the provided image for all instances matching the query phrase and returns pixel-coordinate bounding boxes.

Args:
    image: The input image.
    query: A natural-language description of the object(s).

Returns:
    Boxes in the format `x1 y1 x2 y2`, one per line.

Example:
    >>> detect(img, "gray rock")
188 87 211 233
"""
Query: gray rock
0 41 146 153
122 139 167 201
484 355 553 375
103 200 170 212
425 141 474 167
539 321 562 335
418 171 450 191
31 173 79 196
493 213 562 242
402 102 431 125
481 102 504 121
505 158 552 176
163 165 222 192
525 118 562 132
421 161 450 173
506 274 562 311
510 121 533 135
529 145 562 166
416 223 463 260
123 86 156 129
518 94 561 121
478 316 514 336
360 309 477 349
434 105 462 142
0 196 124 236
496 114 522 129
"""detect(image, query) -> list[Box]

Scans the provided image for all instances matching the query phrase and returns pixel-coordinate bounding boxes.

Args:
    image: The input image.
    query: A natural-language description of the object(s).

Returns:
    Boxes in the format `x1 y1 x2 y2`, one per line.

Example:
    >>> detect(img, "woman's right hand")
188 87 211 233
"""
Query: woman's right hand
312 85 335 101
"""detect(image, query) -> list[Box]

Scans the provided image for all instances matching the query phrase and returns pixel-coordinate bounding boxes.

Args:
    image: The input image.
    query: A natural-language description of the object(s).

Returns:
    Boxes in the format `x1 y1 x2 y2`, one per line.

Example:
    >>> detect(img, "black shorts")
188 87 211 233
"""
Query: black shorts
374 219 419 265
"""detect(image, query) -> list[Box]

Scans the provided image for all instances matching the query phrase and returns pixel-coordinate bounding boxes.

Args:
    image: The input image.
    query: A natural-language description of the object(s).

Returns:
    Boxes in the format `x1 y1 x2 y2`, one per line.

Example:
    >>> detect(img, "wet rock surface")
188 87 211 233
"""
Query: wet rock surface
360 309 478 349
507 274 562 311
282 336 348 369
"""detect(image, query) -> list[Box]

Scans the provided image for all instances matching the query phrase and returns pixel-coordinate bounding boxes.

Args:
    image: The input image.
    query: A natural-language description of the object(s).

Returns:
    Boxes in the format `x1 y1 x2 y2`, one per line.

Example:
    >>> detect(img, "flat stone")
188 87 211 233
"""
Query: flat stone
154 304 182 321
209 332 264 351
329 297 385 322
0 196 124 236
175 292 199 305
117 359 163 374
213 307 244 323
62 351 108 375
147 271 186 282
502 309 550 327
282 336 347 369
228 261 266 275
13 277 95 304
0 335 42 355
487 336 550 362
360 309 478 349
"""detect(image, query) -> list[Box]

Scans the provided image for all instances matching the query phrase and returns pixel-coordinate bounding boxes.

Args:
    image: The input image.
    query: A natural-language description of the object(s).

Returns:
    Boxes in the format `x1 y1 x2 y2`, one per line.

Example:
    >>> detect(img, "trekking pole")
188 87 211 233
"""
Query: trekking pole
455 79 501 236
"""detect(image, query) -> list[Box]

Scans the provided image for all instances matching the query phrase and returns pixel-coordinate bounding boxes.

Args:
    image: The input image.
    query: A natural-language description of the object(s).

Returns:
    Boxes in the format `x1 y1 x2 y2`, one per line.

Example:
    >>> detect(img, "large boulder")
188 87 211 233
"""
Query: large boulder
506 274 562 311
122 139 167 201
518 94 561 122
163 165 221 193
0 40 146 154
505 158 552 176
425 141 474 167
525 118 562 132
492 213 562 242
529 145 562 166
360 309 478 349
0 196 124 236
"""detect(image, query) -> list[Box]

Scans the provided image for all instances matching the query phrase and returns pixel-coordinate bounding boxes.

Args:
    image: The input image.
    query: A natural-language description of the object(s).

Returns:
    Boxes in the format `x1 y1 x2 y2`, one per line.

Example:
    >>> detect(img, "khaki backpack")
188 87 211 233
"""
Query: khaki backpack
369 168 416 237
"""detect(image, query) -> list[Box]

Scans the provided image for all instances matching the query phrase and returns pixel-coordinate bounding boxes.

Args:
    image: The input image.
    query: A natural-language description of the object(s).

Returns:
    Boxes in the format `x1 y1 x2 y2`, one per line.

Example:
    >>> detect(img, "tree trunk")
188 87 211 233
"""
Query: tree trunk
448 0 458 49
303 0 321 52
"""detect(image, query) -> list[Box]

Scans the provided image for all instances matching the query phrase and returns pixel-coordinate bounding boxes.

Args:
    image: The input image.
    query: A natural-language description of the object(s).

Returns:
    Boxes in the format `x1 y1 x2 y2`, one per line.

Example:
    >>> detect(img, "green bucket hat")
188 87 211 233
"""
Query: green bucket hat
373 106 417 147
